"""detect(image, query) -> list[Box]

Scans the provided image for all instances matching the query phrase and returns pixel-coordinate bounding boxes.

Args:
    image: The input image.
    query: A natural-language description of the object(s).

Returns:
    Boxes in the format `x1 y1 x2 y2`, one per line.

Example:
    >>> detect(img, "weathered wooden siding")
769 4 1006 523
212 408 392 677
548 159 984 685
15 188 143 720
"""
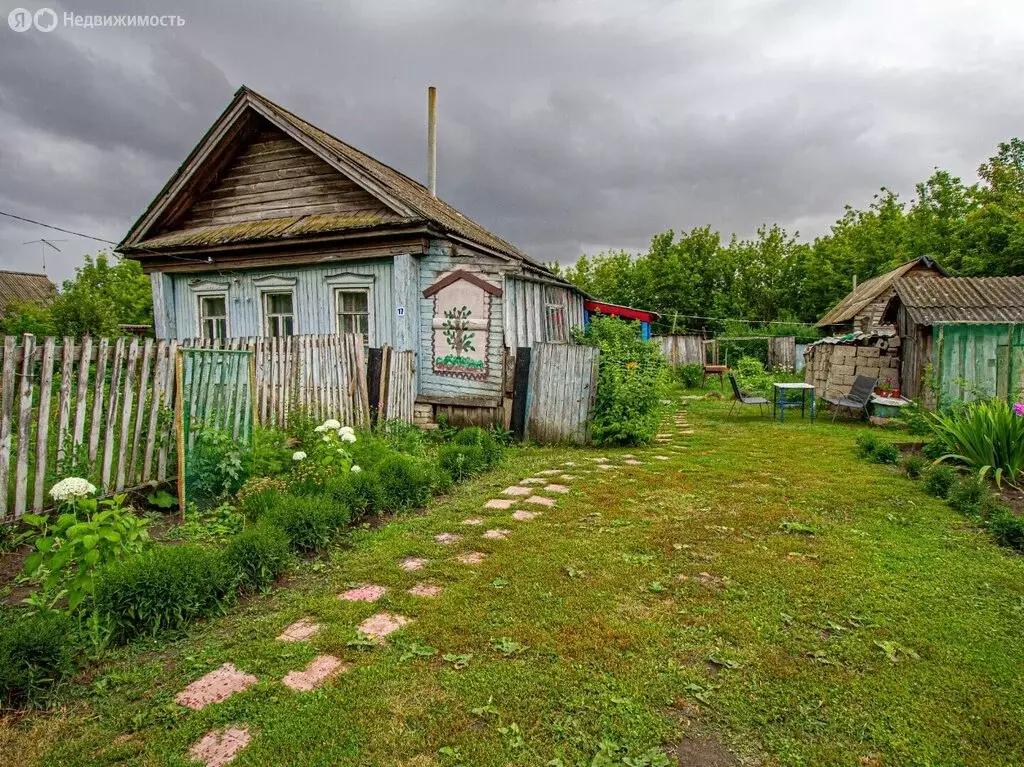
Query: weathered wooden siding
526 343 599 444
503 276 585 350
176 125 393 230
418 241 506 400
653 335 704 366
166 259 394 341
935 323 1024 406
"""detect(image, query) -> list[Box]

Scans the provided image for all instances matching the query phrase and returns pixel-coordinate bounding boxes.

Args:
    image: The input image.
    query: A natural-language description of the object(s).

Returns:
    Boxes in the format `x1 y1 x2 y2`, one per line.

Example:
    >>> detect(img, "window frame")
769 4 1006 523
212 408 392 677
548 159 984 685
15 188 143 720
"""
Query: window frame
325 272 375 345
197 293 229 341
262 290 296 338
334 287 371 344
543 286 568 343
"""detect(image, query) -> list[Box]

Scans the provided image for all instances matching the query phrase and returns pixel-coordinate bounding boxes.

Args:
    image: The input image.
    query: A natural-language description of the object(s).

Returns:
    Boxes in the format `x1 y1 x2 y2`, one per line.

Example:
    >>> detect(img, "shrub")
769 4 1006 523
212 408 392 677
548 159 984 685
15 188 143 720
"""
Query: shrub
921 438 950 461
376 454 433 512
376 420 427 456
734 356 776 398
453 427 503 467
869 441 900 465
928 399 1024 487
947 477 988 516
902 454 927 479
237 476 287 521
224 523 291 593
676 363 704 389
266 494 349 551
324 471 382 519
988 509 1024 551
923 464 957 499
93 544 235 641
855 433 879 459
0 611 76 708
348 434 394 472
439 443 487 481
251 426 293 478
577 316 666 447
187 428 251 506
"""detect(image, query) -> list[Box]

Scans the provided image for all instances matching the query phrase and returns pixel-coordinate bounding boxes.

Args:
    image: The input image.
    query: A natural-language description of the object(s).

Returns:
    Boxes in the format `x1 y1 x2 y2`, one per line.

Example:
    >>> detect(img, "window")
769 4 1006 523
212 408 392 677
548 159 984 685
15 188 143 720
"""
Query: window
336 289 370 343
263 291 295 337
198 295 227 340
544 287 567 342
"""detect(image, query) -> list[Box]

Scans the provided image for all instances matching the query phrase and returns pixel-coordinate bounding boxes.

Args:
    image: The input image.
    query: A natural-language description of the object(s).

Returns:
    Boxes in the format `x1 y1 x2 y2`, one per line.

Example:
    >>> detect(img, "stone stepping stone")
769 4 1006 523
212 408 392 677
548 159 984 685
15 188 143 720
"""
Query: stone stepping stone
588 457 610 463
175 664 257 710
339 584 387 602
519 477 547 485
621 454 636 458
457 551 487 565
654 455 670 461
400 557 428 571
408 583 443 597
563 461 578 467
277 618 319 643
537 469 562 476
282 655 347 692
512 510 539 521
560 474 578 481
679 430 695 435
484 529 510 540
462 518 483 526
623 459 644 466
188 726 251 767
656 433 673 438
358 612 412 643
526 495 556 507
485 498 516 509
596 464 617 471
544 484 570 493
502 486 532 496
434 533 462 545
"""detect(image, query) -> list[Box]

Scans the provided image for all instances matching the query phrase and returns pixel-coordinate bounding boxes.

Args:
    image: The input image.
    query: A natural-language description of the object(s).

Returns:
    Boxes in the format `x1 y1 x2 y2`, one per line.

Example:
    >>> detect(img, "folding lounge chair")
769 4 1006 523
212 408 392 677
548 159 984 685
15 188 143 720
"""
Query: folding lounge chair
728 374 769 417
822 375 877 422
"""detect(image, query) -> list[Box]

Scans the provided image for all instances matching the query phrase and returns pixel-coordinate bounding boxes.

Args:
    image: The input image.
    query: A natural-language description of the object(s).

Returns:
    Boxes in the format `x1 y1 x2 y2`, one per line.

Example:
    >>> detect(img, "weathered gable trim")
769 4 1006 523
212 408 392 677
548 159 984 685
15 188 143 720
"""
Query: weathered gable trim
422 269 503 298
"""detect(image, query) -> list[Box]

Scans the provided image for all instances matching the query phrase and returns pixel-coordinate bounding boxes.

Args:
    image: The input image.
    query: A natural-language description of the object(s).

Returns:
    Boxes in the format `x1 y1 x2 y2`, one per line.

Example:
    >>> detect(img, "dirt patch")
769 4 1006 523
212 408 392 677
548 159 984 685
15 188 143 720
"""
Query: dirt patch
999 486 1024 517
0 544 32 606
665 734 737 766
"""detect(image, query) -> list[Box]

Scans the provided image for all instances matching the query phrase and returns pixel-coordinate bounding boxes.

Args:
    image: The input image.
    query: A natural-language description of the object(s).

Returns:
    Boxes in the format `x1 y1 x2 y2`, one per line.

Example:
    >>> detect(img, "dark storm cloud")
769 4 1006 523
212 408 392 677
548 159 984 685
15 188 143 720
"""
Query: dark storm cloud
1 0 1022 280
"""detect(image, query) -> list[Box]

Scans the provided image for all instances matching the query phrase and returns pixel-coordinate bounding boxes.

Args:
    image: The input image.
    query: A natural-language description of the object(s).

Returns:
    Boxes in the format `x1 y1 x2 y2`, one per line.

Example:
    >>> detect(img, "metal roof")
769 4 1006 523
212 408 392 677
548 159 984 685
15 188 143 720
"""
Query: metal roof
895 275 1024 324
815 256 945 327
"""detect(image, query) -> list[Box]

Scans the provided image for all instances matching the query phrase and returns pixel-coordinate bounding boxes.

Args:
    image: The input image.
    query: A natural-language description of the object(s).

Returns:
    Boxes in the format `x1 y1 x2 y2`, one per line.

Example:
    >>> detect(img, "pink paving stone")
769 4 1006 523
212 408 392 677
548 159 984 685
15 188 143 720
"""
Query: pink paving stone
544 484 570 493
400 556 428 571
358 612 412 642
188 727 251 767
175 664 258 710
483 529 511 540
282 655 347 692
457 551 486 565
277 618 319 643
519 477 547 485
434 533 462 545
484 498 516 509
408 583 443 597
502 485 533 496
338 584 387 602
526 495 556 507
560 474 579 480
512 510 539 521
462 518 484 526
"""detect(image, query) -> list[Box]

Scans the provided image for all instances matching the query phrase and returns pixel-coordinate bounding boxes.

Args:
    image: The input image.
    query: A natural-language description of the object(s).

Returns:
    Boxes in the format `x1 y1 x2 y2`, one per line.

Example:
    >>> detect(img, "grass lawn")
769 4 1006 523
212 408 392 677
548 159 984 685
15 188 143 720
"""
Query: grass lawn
3 387 1024 766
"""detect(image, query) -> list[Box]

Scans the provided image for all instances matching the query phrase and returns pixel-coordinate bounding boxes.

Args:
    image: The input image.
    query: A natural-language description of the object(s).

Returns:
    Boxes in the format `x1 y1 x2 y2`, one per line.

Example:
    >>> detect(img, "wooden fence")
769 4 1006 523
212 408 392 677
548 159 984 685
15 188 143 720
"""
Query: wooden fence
379 347 416 424
525 343 600 444
652 335 705 366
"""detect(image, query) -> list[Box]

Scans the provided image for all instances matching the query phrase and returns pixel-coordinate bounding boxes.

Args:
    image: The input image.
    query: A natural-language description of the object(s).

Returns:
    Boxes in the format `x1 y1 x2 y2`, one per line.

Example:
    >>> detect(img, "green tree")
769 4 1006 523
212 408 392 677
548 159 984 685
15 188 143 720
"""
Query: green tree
0 299 56 337
49 253 152 337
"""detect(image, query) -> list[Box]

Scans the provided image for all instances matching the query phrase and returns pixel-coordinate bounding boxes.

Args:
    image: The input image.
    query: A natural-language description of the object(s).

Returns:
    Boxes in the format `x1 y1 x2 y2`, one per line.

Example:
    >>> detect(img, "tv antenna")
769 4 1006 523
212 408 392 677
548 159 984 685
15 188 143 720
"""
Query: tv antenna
22 238 65 274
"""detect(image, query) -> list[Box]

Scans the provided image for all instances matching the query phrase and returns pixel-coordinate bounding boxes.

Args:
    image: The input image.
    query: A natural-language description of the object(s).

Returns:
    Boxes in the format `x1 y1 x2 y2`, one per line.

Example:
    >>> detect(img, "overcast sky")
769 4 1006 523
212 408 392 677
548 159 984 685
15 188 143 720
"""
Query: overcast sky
1 0 1022 285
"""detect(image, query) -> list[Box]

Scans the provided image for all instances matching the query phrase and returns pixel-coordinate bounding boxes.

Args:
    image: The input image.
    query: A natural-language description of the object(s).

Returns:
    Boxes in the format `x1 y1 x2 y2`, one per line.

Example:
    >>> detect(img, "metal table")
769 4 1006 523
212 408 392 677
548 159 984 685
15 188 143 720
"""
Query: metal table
773 382 816 423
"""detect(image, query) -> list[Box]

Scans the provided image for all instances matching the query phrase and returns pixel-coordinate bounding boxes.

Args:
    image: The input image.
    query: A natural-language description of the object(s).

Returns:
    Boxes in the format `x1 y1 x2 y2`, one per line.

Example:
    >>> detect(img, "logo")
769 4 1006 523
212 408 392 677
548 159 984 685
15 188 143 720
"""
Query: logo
34 7 57 31
8 7 33 31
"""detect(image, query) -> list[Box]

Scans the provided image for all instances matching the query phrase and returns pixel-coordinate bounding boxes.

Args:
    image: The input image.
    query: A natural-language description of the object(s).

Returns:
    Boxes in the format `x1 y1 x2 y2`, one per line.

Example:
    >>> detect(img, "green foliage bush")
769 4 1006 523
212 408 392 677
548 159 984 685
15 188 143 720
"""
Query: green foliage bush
187 428 251 506
453 427 503 467
947 477 988 516
266 494 349 552
93 544 234 641
324 471 382 519
855 432 879 459
675 363 704 389
928 399 1024 487
902 454 927 479
923 464 957 499
237 476 286 522
922 438 950 461
988 509 1024 551
734 356 777 398
438 443 487 481
376 454 434 512
577 316 666 447
224 523 291 593
375 420 427 456
0 612 76 709
251 426 293 478
870 441 900 465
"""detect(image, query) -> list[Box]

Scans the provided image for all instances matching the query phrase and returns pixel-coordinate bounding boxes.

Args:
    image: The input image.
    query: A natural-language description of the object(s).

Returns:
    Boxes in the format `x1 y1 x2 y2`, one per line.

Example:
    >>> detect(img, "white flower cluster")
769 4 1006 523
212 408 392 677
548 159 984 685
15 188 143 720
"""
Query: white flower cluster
351 465 362 473
292 451 307 461
338 425 357 444
314 418 342 433
49 477 97 502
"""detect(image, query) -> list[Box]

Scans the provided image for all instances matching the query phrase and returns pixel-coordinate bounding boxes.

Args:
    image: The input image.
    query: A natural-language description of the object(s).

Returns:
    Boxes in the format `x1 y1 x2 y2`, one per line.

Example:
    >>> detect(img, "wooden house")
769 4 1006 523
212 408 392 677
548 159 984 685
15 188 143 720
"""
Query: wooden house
0 270 55 317
881 275 1024 404
117 86 588 426
815 256 946 336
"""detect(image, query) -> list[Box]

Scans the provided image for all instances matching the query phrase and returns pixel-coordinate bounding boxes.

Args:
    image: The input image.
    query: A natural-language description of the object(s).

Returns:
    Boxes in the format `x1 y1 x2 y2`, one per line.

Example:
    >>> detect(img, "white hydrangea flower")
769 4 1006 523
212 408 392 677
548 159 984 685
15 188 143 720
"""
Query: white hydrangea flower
322 419 342 430
351 465 362 473
321 435 331 442
338 425 355 436
313 424 330 433
339 431 357 443
49 477 97 502
292 451 307 461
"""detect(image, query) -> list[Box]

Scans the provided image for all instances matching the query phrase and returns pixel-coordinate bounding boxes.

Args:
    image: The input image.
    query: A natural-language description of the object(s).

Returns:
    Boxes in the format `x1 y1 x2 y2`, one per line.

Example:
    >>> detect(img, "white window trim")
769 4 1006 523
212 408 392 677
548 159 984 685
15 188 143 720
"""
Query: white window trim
253 276 298 337
190 280 230 341
326 272 375 344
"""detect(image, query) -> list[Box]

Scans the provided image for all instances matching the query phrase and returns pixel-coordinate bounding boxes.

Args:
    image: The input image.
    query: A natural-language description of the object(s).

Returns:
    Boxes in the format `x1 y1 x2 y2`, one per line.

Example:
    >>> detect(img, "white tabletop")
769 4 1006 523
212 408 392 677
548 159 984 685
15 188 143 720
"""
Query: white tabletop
773 382 814 390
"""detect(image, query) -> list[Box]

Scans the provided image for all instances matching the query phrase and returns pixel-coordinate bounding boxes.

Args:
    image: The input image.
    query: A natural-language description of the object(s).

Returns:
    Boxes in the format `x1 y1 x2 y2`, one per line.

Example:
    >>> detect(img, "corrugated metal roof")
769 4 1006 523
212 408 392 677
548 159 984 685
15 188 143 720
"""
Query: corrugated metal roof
0 271 55 315
815 257 945 327
895 275 1024 324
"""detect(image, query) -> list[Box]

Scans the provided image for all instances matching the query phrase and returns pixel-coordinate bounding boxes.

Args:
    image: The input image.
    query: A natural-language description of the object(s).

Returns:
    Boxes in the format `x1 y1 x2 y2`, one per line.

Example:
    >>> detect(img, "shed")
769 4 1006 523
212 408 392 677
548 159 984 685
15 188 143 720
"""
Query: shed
815 256 946 335
116 85 596 426
0 270 55 316
583 300 658 340
882 275 1024 404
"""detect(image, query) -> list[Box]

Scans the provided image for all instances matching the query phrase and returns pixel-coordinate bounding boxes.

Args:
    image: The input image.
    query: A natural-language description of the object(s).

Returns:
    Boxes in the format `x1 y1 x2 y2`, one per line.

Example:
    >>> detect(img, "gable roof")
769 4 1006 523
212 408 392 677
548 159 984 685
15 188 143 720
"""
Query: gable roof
0 271 55 314
119 86 548 273
893 274 1024 324
815 256 946 328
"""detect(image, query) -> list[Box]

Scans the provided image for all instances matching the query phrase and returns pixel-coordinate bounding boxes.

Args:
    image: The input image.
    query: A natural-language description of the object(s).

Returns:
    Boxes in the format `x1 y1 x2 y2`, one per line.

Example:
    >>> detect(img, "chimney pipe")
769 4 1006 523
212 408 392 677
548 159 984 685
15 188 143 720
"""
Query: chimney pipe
427 86 437 197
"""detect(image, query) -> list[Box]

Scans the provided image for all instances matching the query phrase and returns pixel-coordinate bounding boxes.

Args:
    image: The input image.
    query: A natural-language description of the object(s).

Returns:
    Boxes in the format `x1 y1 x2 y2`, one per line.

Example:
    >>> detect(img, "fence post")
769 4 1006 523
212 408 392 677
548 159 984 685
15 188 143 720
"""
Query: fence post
367 347 383 427
510 346 531 442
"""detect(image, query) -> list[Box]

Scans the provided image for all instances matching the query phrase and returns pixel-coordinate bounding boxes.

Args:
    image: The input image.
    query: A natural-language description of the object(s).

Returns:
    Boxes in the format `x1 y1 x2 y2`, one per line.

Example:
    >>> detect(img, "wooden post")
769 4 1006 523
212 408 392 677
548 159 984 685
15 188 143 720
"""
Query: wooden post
174 349 186 516
510 346 532 442
367 347 383 427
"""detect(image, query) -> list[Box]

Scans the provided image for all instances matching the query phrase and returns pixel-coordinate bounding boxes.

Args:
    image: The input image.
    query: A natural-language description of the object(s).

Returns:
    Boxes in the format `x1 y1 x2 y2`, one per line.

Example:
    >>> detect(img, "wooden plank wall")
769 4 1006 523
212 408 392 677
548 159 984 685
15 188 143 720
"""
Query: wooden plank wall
935 323 1024 407
652 335 704 366
767 337 797 371
0 335 177 524
382 348 416 424
525 343 600 444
